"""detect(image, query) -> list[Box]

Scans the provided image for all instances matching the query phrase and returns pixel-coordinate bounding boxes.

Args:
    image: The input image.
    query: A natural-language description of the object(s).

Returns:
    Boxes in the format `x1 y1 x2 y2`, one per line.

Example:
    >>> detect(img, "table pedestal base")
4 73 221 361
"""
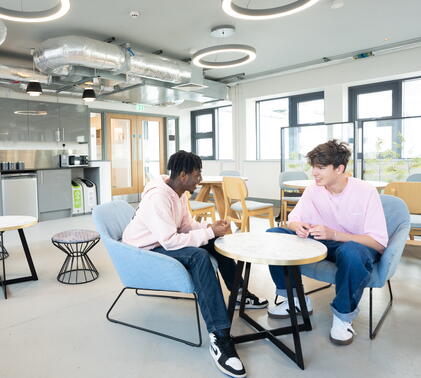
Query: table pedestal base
228 261 311 370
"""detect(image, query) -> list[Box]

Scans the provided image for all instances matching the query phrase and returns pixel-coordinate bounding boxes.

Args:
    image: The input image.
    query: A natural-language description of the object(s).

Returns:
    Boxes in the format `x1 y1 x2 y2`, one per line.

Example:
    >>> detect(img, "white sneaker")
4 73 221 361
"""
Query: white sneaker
329 314 356 345
267 296 313 319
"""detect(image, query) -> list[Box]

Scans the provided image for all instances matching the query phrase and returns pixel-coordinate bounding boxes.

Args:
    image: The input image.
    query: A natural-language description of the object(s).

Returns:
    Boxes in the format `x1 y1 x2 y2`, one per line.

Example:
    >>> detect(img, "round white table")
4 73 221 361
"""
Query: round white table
283 179 388 190
215 232 327 370
0 216 38 299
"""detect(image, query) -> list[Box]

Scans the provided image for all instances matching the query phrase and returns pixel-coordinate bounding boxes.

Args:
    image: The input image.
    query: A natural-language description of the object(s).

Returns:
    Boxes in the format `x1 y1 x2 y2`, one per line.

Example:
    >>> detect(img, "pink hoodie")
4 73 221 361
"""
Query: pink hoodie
122 175 215 250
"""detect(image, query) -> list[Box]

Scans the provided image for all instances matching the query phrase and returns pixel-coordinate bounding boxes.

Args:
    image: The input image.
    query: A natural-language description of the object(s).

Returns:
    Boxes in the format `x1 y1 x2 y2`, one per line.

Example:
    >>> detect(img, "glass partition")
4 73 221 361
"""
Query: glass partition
361 116 421 181
281 122 355 176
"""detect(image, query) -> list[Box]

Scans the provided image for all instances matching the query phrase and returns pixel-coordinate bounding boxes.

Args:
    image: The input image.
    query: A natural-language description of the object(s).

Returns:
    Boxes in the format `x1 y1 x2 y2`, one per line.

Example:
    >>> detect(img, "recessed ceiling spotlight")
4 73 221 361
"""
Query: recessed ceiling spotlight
210 25 235 38
192 44 256 69
330 0 344 9
0 0 70 23
130 10 140 18
221 0 320 20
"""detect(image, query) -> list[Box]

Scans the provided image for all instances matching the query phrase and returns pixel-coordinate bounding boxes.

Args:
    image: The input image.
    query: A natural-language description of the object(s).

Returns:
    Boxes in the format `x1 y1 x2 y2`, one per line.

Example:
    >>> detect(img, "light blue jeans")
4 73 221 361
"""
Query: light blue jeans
267 227 380 322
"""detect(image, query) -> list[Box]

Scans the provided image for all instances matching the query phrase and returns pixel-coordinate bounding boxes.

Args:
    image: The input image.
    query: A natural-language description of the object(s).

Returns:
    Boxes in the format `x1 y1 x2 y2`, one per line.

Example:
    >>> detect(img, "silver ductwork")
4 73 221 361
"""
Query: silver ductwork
0 64 50 83
34 36 193 84
34 36 126 74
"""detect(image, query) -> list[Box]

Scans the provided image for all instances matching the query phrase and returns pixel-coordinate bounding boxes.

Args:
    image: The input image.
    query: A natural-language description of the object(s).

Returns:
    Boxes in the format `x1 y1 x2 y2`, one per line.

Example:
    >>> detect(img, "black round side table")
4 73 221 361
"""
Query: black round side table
52 229 100 284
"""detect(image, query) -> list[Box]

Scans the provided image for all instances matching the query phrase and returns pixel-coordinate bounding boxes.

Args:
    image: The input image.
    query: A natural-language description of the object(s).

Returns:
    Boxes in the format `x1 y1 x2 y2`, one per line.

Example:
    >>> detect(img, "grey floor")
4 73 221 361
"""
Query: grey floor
1 214 421 378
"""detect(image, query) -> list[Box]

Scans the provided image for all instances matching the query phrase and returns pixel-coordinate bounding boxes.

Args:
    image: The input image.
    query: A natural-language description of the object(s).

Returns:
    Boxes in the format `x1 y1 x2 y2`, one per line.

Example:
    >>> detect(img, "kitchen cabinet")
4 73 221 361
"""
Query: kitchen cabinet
0 98 29 142
37 169 72 220
0 98 90 144
27 101 60 142
59 103 90 144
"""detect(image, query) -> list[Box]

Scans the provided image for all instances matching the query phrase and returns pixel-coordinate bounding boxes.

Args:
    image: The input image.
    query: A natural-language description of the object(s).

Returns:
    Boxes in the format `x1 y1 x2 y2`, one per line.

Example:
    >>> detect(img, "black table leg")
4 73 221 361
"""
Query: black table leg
285 266 304 369
230 263 311 370
4 228 38 286
227 260 244 323
0 231 7 298
293 266 312 331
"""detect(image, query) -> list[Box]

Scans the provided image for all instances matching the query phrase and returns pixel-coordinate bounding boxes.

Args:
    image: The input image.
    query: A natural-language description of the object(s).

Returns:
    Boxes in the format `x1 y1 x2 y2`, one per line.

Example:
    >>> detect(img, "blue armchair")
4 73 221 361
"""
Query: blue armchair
299 195 410 339
92 200 206 347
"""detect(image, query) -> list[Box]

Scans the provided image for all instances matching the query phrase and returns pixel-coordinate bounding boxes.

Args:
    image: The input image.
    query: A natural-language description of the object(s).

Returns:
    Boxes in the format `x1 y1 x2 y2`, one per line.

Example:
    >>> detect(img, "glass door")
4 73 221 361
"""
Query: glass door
106 113 165 202
107 114 141 197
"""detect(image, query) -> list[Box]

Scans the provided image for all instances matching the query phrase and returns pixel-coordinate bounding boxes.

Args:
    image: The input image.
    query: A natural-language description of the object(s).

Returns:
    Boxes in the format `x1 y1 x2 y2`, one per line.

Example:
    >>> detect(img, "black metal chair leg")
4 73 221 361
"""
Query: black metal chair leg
369 280 393 339
107 287 202 347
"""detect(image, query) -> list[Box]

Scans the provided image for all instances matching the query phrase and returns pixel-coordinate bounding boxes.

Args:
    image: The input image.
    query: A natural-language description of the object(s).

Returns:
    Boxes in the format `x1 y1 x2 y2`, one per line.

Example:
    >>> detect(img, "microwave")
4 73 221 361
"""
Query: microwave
60 154 89 167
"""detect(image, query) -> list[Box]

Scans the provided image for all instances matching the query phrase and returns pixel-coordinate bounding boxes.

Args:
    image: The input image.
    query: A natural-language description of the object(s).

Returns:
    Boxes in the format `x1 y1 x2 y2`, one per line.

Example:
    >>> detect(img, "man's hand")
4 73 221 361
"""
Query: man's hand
290 221 312 238
309 225 334 240
211 220 231 237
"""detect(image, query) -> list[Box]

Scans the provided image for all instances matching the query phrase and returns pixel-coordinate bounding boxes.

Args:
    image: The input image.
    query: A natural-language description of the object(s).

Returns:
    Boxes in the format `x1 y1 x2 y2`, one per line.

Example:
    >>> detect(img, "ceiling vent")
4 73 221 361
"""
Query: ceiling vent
172 82 208 92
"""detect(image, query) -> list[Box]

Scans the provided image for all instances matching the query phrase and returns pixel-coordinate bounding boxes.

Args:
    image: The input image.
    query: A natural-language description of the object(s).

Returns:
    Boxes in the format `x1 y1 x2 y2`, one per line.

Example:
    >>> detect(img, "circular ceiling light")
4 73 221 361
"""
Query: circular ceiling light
221 0 320 20
192 44 256 69
0 0 70 23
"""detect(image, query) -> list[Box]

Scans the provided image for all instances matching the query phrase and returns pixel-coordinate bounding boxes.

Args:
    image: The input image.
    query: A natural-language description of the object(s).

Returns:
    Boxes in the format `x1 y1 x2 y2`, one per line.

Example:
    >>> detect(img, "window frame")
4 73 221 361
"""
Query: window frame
191 108 216 160
256 91 324 160
191 105 233 161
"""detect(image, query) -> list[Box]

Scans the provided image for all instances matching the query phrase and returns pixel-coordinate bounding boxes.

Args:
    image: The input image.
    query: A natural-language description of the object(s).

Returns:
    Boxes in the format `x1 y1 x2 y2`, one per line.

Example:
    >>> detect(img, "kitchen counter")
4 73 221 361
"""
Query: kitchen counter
0 167 89 174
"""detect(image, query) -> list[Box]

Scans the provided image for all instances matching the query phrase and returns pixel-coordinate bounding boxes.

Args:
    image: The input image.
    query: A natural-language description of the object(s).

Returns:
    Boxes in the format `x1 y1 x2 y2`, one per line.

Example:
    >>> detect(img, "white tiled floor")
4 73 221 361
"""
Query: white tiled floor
1 214 421 378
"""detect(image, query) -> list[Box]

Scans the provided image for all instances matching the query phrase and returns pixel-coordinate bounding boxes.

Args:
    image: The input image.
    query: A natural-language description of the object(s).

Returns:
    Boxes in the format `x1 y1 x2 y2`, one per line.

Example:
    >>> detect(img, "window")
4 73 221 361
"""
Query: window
191 106 233 160
349 77 421 180
403 77 421 117
349 81 401 121
256 92 324 159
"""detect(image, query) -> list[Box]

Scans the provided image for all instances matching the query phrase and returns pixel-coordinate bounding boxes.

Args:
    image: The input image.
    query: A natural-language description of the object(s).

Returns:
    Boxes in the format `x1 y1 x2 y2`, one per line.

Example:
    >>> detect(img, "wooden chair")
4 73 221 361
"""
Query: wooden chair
384 182 421 240
222 176 274 232
186 192 216 223
277 171 308 226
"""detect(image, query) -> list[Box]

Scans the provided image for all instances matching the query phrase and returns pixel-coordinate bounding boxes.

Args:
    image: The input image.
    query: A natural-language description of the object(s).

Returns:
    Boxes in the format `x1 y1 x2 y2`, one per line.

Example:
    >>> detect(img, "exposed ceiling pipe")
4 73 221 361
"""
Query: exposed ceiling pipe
34 35 194 84
0 64 50 83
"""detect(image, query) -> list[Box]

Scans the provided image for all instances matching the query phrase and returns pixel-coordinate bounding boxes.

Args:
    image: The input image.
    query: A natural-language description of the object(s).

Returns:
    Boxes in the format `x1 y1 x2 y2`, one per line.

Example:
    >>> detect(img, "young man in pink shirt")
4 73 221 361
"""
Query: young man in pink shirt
123 150 267 378
267 140 388 345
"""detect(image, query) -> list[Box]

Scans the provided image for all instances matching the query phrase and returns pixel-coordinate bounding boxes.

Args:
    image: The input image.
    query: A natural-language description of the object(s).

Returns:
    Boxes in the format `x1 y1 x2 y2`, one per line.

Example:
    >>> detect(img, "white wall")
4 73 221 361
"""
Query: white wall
178 46 421 200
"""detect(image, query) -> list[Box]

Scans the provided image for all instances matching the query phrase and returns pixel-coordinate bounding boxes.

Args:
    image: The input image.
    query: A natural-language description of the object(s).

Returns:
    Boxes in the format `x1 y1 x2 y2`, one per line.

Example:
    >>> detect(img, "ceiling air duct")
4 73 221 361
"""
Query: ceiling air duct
33 35 194 85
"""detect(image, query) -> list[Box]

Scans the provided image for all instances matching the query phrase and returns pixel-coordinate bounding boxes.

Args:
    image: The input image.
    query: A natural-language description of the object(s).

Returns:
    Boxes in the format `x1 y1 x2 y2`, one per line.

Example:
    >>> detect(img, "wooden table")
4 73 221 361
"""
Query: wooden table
0 216 38 299
195 176 247 219
283 179 388 190
215 232 327 370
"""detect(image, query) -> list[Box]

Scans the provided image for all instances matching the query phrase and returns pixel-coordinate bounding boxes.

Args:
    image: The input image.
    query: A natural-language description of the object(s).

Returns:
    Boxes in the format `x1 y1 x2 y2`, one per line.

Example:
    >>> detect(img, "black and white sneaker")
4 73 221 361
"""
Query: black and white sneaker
236 291 269 310
209 332 246 378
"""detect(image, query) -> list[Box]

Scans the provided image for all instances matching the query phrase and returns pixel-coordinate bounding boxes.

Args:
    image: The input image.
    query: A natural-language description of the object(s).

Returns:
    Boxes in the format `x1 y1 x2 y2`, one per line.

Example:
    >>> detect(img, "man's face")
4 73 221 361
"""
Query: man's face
312 164 344 186
183 169 202 194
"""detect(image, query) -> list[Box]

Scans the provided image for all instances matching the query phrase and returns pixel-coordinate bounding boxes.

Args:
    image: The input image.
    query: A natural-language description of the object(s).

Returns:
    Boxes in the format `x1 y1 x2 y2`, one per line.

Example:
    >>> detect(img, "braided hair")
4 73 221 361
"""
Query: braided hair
167 150 202 179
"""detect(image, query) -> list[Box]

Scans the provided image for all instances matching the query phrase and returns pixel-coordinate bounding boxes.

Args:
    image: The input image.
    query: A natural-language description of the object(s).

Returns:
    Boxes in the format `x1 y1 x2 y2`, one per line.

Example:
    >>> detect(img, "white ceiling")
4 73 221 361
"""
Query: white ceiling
0 0 421 81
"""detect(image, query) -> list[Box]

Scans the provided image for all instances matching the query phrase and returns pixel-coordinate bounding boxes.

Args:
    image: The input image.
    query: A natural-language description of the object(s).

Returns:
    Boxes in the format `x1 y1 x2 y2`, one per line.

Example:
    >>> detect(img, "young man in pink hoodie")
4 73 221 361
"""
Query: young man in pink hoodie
123 150 267 378
266 140 388 346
